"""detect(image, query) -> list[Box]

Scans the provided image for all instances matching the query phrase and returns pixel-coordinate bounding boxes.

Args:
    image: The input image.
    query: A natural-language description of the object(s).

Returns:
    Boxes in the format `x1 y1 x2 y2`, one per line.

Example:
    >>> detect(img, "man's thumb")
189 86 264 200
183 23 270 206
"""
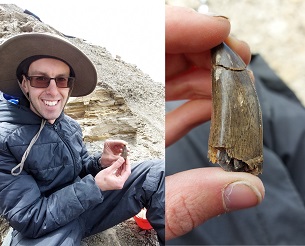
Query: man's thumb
165 167 264 240
108 157 125 171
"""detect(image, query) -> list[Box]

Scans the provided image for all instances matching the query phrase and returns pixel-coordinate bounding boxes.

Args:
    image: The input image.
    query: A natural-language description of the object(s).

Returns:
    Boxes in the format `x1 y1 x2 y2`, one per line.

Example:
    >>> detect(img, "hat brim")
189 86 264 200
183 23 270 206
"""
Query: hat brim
0 33 97 97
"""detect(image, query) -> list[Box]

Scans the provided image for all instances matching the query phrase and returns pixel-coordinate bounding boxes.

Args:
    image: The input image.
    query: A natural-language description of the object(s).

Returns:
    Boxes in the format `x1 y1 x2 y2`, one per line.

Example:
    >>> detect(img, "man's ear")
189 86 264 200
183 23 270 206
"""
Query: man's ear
21 75 29 93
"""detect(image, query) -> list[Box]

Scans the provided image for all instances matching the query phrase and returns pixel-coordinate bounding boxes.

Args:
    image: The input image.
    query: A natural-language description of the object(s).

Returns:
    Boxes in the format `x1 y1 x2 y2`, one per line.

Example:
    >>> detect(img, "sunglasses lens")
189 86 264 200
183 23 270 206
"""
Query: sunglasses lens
27 76 75 88
55 77 69 88
31 76 50 88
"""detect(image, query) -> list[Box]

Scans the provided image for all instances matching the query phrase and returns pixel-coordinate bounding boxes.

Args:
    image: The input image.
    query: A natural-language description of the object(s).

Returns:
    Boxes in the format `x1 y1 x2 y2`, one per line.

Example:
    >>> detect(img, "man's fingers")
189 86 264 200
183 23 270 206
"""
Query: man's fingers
121 159 131 178
105 139 128 146
225 36 252 65
165 167 265 240
104 140 128 155
166 99 212 147
165 6 251 79
166 68 211 101
166 5 231 54
107 157 125 171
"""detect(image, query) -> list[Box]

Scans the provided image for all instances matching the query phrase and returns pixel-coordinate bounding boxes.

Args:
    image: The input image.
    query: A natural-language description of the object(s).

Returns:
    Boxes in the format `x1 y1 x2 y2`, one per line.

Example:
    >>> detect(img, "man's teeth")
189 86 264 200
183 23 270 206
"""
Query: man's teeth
44 100 58 106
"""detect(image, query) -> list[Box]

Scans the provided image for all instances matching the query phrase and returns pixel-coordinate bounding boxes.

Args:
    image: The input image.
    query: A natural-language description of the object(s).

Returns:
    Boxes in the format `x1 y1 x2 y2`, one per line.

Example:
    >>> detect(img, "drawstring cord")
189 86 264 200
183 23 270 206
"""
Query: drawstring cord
11 119 47 176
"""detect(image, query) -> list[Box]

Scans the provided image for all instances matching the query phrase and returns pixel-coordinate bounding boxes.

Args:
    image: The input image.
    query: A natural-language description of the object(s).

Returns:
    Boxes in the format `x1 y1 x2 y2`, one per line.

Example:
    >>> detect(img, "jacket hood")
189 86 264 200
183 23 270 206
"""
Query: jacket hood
0 97 43 125
0 97 50 176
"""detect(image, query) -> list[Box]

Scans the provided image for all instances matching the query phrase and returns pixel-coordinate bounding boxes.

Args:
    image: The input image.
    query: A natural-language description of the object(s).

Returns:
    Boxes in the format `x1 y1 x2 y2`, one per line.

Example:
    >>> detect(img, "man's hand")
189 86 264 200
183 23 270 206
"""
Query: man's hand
165 168 264 240
165 5 264 241
165 5 251 147
95 157 131 191
100 139 128 168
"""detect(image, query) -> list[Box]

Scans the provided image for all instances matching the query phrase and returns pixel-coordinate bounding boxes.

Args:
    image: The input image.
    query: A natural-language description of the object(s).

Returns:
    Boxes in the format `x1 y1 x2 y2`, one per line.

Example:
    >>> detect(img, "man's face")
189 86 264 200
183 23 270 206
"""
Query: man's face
21 58 71 124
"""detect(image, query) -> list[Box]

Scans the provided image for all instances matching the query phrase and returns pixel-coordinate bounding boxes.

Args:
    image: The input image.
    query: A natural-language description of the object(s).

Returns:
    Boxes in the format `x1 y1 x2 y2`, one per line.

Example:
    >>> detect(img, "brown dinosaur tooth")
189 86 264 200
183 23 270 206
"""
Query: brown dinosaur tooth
208 43 263 175
121 145 128 160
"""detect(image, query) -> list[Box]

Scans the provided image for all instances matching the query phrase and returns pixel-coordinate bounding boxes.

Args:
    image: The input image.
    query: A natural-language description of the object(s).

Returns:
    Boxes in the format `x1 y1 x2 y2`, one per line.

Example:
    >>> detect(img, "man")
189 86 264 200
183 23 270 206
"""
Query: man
0 32 164 245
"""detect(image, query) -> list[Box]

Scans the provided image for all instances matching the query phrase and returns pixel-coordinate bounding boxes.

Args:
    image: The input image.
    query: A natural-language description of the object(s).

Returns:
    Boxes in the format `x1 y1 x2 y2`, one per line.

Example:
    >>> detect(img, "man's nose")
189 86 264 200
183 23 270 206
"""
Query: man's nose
46 79 59 95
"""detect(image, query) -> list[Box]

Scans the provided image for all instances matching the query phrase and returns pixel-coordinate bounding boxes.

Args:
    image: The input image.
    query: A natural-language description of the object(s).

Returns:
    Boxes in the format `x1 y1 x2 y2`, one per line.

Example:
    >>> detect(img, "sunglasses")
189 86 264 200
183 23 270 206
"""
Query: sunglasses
26 76 75 88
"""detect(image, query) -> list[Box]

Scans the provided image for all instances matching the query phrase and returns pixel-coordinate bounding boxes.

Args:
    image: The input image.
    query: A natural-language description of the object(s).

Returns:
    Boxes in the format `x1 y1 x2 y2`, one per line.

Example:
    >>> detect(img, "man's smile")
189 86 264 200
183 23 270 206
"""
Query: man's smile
43 100 60 107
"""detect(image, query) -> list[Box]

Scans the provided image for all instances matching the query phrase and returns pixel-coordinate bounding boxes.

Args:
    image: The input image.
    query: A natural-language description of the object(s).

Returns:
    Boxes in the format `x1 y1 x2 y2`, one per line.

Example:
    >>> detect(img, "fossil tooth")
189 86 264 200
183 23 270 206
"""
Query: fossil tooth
208 43 263 175
121 145 128 160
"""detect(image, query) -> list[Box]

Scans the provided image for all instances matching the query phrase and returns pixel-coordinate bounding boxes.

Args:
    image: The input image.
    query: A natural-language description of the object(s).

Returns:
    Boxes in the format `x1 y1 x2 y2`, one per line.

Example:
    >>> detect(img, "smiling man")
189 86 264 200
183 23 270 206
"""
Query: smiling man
0 33 164 245
20 58 73 123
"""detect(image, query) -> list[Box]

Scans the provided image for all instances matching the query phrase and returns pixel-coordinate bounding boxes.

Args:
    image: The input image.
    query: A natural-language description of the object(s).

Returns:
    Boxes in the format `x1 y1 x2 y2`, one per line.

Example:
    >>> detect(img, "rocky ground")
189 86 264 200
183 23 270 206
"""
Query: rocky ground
0 4 163 245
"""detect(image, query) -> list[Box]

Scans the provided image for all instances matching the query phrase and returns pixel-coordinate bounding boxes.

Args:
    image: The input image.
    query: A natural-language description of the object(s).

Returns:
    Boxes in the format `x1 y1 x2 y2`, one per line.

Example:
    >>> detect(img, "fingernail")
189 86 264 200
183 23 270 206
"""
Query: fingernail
206 13 229 20
222 181 263 211
196 4 228 19
200 10 229 20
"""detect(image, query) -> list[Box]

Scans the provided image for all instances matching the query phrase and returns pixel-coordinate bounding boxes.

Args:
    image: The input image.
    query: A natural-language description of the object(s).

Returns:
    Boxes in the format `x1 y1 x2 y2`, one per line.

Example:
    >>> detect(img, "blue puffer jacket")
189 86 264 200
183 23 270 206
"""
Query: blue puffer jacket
0 98 103 238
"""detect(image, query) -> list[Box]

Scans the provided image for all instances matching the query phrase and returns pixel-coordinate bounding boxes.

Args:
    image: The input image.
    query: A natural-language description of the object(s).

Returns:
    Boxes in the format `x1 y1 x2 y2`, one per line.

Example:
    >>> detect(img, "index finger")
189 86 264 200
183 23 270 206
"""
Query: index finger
105 139 128 146
165 6 251 79
165 5 231 54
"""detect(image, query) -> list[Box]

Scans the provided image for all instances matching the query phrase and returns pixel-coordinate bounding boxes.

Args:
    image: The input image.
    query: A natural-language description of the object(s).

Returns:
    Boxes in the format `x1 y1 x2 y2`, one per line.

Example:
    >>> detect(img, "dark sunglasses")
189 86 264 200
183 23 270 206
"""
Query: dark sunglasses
25 76 75 88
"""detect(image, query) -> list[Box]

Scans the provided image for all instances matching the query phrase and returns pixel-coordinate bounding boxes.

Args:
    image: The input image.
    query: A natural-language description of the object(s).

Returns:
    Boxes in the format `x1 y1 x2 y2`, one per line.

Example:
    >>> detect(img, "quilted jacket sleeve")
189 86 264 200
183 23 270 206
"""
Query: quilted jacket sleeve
79 144 103 177
0 145 104 238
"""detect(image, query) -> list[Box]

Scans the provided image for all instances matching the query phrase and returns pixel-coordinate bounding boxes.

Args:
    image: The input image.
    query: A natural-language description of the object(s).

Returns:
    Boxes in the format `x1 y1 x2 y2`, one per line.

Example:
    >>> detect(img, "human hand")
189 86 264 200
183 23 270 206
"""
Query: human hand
95 157 131 191
165 5 265 241
165 5 251 147
100 139 128 168
165 167 264 240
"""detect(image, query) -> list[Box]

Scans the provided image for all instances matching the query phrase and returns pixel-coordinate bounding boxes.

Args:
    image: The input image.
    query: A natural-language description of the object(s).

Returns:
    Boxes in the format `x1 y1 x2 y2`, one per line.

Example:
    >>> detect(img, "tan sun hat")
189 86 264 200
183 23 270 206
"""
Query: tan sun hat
0 32 97 97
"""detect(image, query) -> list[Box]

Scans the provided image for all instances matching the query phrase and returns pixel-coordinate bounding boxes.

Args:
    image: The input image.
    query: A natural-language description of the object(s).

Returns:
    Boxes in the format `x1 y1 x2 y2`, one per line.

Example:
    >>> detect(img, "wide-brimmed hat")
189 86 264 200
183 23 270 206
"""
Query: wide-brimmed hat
0 32 97 97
